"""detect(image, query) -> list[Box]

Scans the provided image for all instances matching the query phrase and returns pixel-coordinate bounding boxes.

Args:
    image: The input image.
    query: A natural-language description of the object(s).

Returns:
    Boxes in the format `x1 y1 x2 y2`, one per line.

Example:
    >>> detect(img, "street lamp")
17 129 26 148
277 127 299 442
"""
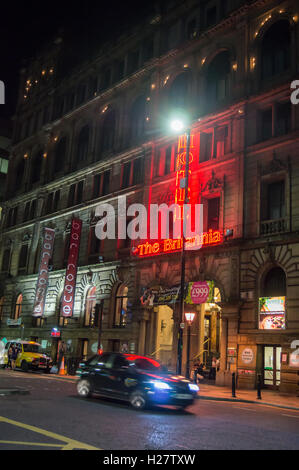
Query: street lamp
185 312 196 379
170 115 191 376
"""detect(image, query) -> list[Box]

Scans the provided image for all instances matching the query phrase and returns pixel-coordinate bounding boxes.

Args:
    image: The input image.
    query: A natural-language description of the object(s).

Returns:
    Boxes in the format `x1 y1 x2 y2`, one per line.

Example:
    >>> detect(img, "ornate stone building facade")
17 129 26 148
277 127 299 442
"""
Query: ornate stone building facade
0 0 298 393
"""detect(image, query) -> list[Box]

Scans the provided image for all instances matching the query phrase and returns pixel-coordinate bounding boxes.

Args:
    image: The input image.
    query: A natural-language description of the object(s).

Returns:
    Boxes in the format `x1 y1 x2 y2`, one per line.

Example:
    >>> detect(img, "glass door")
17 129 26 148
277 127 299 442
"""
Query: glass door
263 346 281 389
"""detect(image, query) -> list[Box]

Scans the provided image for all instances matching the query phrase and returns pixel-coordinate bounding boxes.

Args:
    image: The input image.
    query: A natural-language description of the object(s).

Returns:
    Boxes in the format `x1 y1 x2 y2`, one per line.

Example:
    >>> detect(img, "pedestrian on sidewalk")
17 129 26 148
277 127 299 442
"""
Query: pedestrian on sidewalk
57 341 67 373
7 345 13 369
10 344 19 371
209 357 217 380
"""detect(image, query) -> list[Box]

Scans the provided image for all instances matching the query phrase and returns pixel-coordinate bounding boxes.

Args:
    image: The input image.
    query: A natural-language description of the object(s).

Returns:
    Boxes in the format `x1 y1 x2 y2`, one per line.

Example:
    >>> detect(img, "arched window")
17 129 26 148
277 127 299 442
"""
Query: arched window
263 267 286 298
14 294 23 320
30 151 43 185
207 51 230 103
129 96 146 144
101 109 116 154
84 287 97 327
114 285 128 328
54 137 68 174
168 72 191 111
76 125 90 164
261 20 291 81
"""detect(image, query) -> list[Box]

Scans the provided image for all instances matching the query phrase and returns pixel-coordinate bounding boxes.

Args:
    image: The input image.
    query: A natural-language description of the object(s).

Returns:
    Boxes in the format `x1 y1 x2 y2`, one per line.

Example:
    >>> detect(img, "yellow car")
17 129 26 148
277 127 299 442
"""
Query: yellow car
4 341 53 373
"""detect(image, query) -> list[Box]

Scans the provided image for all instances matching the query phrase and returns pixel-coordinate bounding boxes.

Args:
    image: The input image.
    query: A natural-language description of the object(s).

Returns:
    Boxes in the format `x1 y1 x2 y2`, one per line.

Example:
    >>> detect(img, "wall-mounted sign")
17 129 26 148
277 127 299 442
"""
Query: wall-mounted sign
51 328 61 338
33 228 55 318
185 281 214 305
259 297 286 330
7 318 22 327
60 219 82 318
241 348 255 365
134 230 223 258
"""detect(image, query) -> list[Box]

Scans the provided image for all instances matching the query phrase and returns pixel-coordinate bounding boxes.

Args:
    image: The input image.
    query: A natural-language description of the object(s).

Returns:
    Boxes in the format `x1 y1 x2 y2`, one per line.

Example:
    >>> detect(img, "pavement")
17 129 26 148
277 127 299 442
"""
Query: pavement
198 383 299 411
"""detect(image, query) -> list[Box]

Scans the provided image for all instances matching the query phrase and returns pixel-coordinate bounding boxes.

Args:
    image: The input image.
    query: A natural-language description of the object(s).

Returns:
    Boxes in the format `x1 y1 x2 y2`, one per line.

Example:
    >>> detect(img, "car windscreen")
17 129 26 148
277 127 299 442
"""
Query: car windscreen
23 344 40 354
127 356 163 372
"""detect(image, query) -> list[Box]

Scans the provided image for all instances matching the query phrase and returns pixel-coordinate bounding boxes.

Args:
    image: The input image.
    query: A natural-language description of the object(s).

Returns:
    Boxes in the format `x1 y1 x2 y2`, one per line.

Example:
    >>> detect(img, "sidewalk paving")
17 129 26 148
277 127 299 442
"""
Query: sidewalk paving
198 383 299 411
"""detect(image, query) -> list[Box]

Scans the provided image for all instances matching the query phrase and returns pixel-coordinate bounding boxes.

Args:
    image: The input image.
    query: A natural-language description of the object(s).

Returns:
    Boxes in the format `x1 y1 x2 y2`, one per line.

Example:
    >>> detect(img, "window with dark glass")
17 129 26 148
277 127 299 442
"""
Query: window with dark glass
207 51 230 103
276 102 291 136
1 249 11 272
168 72 191 111
29 200 36 220
263 267 286 297
31 152 43 185
206 6 217 27
23 202 31 222
122 162 131 189
54 137 67 174
76 82 86 106
130 96 146 144
200 132 213 162
93 171 111 199
128 50 140 74
101 110 116 153
187 18 197 39
84 287 97 327
165 146 173 175
261 108 273 141
15 160 25 190
76 126 90 164
133 158 144 186
88 227 102 262
100 69 111 91
261 20 291 81
18 245 28 272
207 197 220 230
267 181 285 220
215 126 229 157
143 36 154 62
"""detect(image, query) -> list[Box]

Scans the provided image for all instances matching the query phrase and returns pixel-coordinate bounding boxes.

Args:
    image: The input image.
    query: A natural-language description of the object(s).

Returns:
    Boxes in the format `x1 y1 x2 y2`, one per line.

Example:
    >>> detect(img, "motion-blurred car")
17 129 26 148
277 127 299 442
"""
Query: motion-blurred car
76 353 199 410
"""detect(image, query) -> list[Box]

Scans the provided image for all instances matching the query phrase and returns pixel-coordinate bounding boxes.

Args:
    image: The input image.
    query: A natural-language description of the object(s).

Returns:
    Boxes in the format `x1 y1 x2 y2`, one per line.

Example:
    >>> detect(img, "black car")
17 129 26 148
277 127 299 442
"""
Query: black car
76 353 199 410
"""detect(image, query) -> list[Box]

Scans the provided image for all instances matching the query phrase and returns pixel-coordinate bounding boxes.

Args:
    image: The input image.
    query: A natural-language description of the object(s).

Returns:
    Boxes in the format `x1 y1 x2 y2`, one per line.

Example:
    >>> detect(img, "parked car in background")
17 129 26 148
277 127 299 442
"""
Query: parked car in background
3 341 53 373
76 353 199 410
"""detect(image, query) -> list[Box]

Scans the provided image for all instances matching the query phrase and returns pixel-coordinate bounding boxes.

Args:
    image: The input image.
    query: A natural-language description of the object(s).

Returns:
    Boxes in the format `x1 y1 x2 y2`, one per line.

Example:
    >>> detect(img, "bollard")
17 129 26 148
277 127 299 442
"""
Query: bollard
232 372 236 398
257 373 262 400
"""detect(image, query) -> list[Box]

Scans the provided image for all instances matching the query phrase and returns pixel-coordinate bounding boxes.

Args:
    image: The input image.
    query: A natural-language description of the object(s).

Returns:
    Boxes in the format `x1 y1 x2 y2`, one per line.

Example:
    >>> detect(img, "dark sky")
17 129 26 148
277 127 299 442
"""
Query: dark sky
0 0 154 121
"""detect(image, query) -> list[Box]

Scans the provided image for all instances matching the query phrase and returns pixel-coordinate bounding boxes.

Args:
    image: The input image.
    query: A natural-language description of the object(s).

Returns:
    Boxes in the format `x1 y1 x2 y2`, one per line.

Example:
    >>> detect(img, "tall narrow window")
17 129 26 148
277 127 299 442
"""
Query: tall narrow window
84 287 97 327
200 132 213 162
114 285 129 328
207 198 220 230
18 245 29 273
76 125 90 164
267 181 285 220
261 20 291 81
1 249 11 272
14 294 23 320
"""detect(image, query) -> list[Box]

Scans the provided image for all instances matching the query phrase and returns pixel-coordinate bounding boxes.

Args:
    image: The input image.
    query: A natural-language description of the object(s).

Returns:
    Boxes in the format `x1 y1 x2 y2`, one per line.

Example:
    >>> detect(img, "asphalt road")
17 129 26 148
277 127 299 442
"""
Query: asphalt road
0 369 299 451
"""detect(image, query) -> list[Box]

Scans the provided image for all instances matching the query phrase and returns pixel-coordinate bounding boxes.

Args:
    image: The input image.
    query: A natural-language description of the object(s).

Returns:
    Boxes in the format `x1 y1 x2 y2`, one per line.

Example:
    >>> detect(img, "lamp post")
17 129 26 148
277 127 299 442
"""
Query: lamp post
170 118 191 376
185 312 196 379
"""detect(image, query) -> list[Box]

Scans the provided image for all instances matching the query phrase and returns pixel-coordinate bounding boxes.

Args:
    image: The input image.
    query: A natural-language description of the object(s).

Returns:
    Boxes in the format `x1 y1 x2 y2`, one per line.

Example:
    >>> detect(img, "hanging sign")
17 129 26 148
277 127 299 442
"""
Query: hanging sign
33 228 55 318
185 281 214 305
60 219 82 318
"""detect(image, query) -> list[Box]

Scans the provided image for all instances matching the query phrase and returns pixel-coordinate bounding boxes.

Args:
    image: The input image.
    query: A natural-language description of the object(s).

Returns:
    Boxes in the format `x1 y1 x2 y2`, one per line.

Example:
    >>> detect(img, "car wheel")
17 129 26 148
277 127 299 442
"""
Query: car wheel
77 379 92 398
21 361 29 372
130 390 147 411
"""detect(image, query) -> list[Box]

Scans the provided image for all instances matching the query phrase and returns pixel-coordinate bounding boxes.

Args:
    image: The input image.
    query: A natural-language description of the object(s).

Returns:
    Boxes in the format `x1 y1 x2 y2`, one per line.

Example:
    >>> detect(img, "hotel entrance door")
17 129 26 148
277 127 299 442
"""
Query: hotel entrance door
263 346 281 389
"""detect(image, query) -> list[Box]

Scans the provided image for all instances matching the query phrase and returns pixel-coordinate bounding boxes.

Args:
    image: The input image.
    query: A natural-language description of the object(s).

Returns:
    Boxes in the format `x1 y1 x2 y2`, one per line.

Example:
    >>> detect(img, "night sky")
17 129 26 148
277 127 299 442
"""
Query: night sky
0 0 154 121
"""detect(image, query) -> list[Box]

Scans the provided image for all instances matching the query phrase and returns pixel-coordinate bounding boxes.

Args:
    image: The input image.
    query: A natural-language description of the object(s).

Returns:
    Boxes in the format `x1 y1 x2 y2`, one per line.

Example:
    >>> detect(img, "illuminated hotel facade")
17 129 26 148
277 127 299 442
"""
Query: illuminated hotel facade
0 0 299 393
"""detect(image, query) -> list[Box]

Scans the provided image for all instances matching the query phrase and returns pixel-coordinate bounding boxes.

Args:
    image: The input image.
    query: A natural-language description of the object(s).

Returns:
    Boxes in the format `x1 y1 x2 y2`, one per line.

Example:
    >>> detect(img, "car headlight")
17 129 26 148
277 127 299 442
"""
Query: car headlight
152 381 172 391
188 384 199 392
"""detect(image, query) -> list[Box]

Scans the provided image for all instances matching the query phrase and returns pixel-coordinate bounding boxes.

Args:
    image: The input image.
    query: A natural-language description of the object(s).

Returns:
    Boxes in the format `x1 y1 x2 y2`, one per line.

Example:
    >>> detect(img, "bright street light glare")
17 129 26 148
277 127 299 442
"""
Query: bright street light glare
170 119 186 133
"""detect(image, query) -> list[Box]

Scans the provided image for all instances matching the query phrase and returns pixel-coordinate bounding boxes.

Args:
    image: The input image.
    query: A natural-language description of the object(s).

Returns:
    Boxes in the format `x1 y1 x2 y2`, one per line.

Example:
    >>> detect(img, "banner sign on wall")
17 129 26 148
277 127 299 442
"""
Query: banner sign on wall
185 281 214 305
60 219 82 318
140 281 215 307
33 228 55 318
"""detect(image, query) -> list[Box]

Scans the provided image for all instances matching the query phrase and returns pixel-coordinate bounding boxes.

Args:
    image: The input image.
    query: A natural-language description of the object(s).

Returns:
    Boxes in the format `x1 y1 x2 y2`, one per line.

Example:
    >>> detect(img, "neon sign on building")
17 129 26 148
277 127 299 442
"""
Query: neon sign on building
133 132 223 258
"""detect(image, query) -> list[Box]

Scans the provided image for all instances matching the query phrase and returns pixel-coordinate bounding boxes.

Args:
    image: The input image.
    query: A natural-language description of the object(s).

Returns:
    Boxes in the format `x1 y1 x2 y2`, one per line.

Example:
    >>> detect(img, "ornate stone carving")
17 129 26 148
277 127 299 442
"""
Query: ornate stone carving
201 170 224 194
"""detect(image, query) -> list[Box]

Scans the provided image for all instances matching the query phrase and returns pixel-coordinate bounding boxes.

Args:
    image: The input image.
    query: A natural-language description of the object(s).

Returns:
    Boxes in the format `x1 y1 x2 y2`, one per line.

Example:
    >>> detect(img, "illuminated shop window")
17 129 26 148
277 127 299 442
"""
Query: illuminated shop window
114 285 129 328
14 294 23 320
84 287 97 327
